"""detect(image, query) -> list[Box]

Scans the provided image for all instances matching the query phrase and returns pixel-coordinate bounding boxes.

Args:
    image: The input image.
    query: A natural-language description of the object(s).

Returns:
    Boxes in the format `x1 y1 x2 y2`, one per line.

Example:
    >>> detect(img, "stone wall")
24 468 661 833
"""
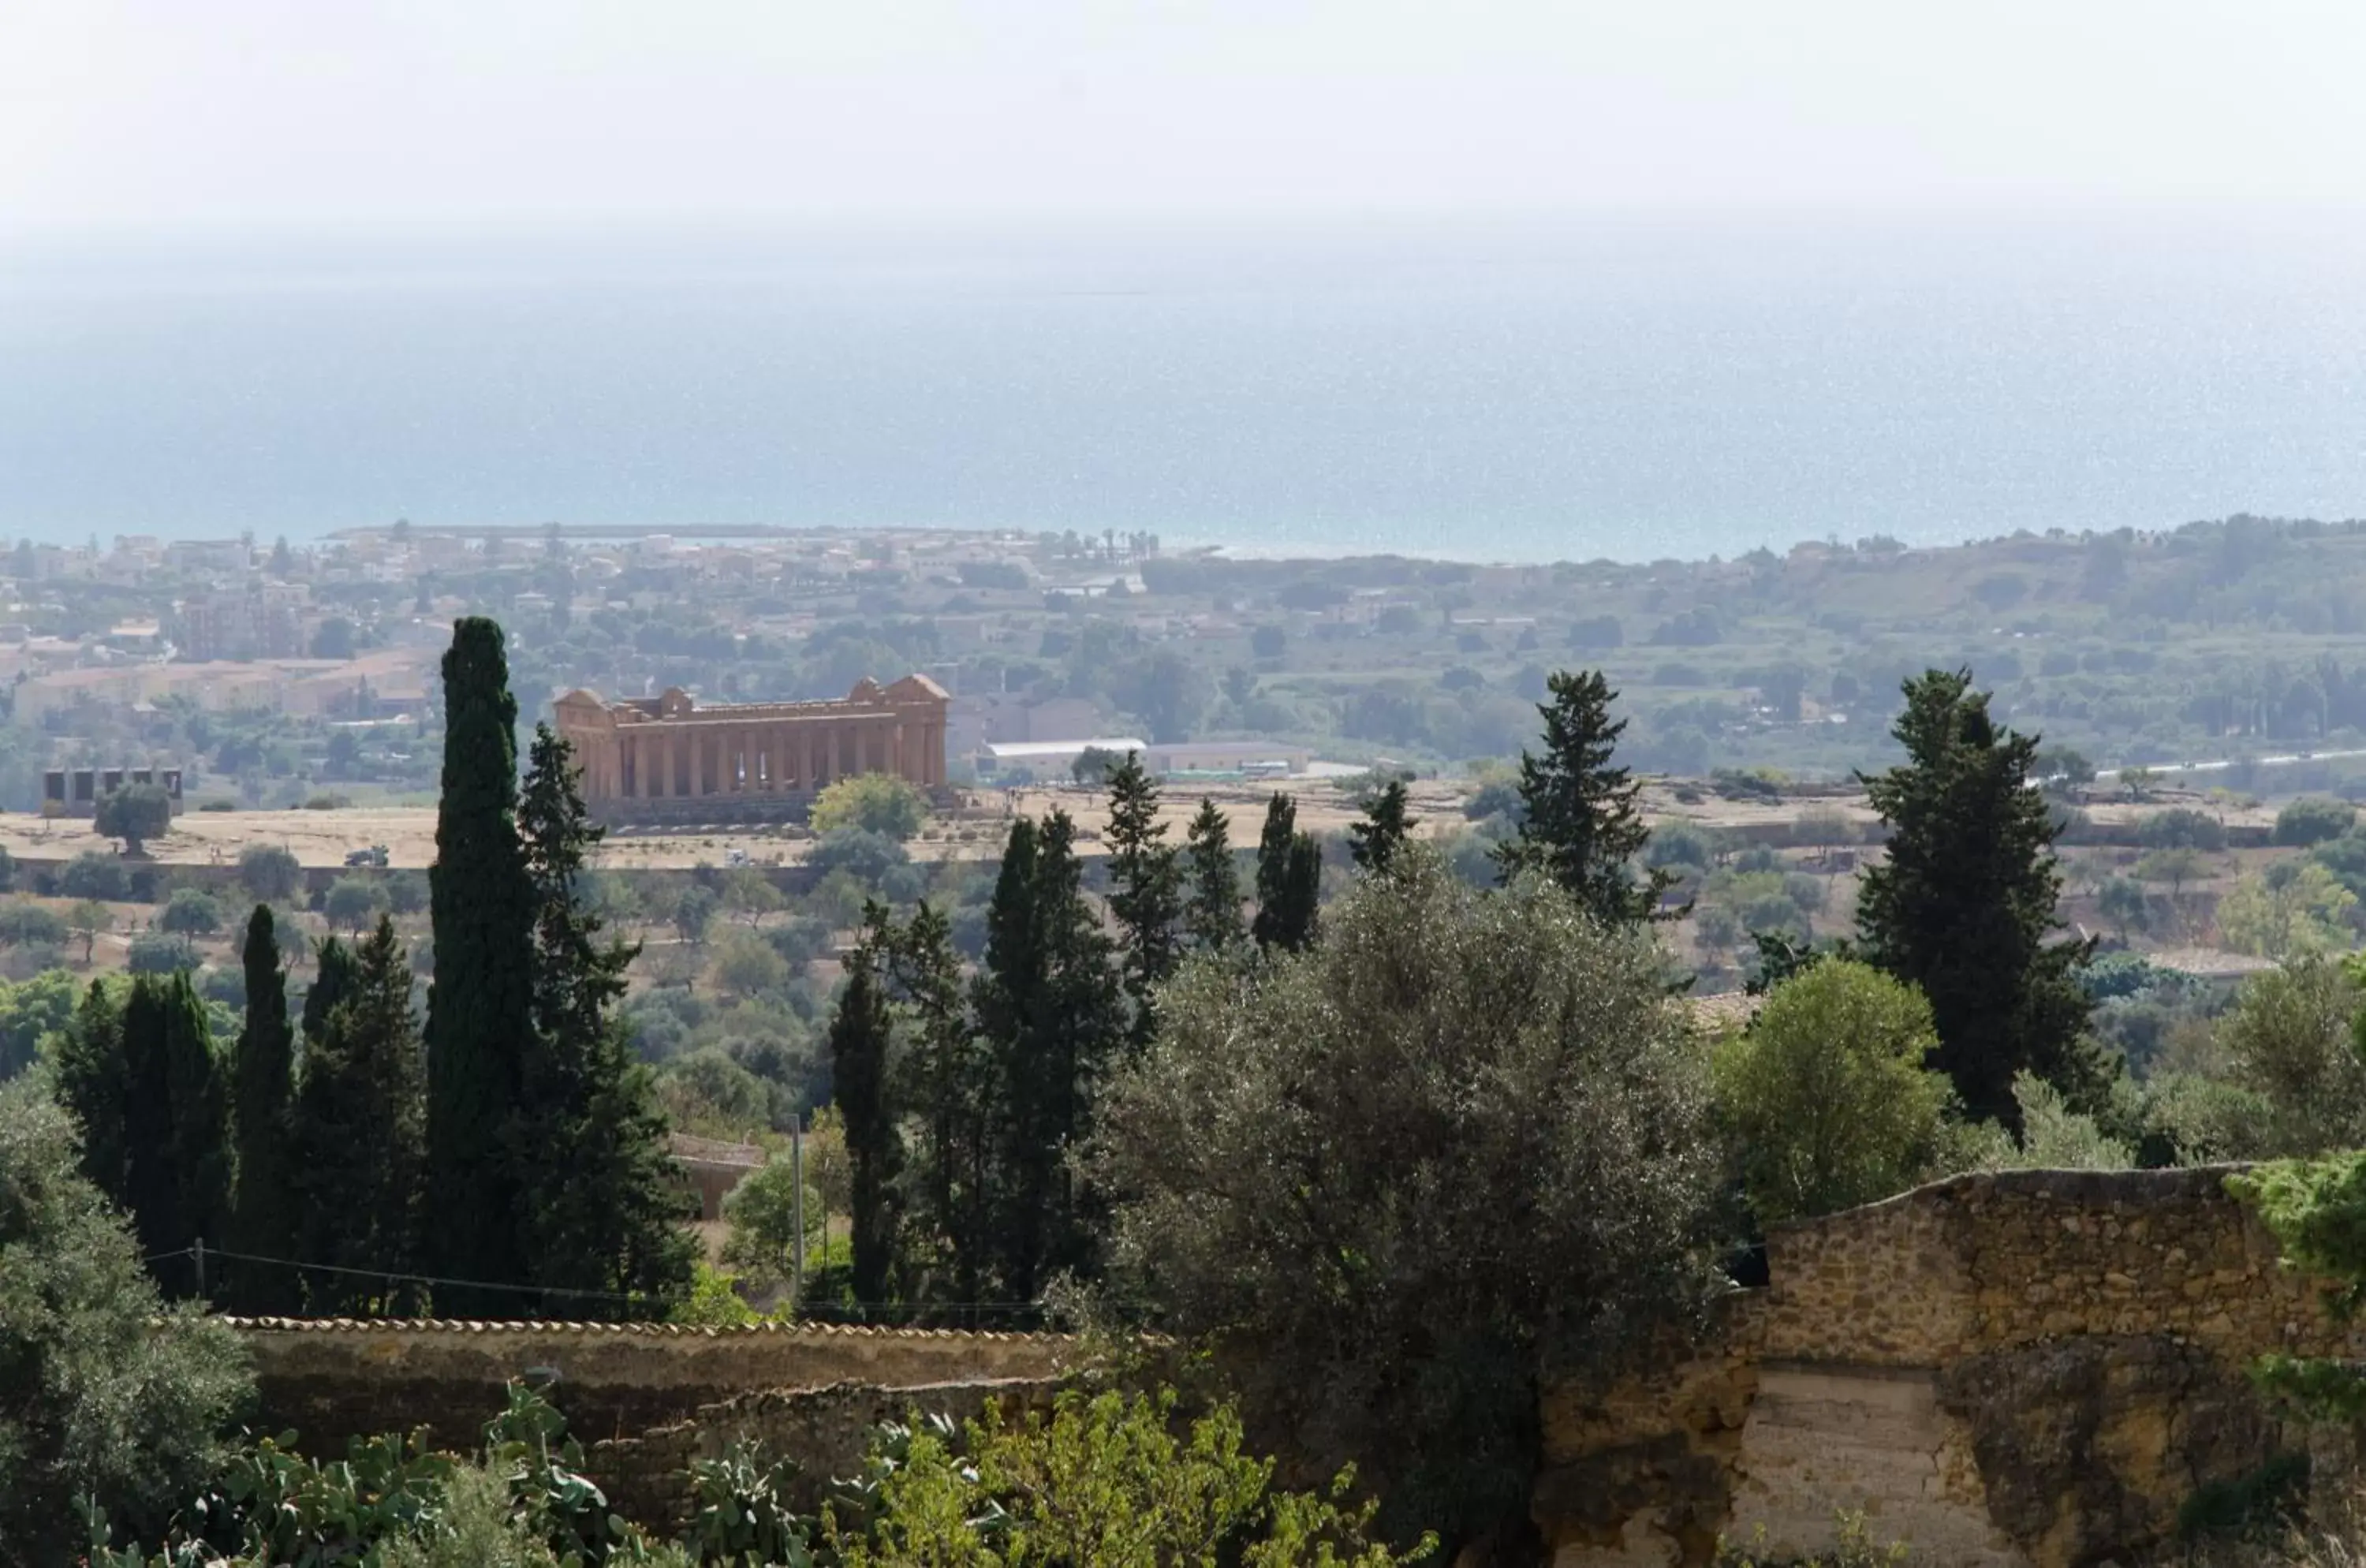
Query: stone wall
233 1317 1072 1462
1536 1167 2362 1568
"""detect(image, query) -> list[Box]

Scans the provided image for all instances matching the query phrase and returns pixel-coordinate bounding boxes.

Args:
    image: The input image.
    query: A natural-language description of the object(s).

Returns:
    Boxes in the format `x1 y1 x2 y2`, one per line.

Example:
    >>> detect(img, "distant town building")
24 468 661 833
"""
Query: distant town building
178 583 311 660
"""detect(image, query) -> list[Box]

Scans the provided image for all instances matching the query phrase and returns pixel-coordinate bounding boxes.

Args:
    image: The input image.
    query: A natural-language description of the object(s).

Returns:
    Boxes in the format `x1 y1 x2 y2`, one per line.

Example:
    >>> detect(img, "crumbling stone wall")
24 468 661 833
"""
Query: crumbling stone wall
232 1317 1072 1459
1536 1167 2362 1568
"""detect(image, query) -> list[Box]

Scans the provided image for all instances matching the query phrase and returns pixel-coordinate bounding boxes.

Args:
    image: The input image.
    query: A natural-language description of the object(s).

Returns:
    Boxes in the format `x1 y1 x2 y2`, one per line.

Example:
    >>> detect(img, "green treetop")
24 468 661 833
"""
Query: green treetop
1103 752 1183 1036
292 915 426 1315
1492 669 1677 924
1250 793 1321 953
1182 797 1243 951
1853 669 2096 1126
1349 778 1414 873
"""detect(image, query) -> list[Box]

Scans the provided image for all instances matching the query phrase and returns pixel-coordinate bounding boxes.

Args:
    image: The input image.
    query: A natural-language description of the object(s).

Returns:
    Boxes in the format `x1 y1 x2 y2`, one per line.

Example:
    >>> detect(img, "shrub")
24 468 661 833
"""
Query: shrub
159 887 224 939
325 875 390 934
0 901 69 949
126 931 188 974
2278 796 2357 848
809 774 930 841
808 827 910 889
61 849 132 901
826 1390 1424 1568
2137 807 2226 852
1712 960 1956 1224
238 844 304 902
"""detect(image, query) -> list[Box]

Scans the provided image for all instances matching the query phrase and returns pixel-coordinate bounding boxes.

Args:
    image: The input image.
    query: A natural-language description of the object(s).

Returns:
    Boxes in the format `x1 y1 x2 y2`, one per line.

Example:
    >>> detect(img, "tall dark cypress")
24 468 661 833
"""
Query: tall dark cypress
883 901 990 1305
1103 754 1181 1040
422 616 536 1310
1855 669 2098 1126
1251 793 1320 953
303 935 358 1048
120 973 230 1301
292 915 427 1314
513 723 693 1316
51 980 129 1205
1181 797 1242 951
1349 779 1414 873
830 922 901 1305
228 905 300 1312
973 808 1123 1301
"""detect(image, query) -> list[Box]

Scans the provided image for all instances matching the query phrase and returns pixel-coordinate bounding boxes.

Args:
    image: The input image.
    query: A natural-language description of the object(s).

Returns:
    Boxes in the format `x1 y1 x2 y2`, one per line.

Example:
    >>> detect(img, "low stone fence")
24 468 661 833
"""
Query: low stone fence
231 1317 1073 1460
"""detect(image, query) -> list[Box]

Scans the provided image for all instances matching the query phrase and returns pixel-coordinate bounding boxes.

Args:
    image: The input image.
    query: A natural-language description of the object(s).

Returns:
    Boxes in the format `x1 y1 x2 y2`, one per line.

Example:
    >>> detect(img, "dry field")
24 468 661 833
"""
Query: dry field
0 775 1477 872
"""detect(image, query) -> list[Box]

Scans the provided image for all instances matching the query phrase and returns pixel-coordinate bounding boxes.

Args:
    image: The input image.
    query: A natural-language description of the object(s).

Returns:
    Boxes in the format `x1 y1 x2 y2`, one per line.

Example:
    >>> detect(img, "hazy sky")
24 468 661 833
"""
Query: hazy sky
6 0 2364 237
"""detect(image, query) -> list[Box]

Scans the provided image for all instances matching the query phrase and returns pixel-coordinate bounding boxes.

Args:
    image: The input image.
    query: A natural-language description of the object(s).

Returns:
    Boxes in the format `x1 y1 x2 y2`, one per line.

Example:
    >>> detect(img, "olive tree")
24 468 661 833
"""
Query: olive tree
94 783 174 857
0 1077 250 1559
1089 849 1724 1555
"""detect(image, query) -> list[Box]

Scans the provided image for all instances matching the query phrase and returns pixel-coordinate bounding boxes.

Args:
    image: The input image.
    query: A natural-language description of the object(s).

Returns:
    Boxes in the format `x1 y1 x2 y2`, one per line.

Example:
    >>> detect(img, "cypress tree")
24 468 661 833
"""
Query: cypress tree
513 723 694 1316
1182 797 1242 951
1251 793 1320 952
1854 669 2098 1126
883 900 991 1305
1349 779 1414 873
228 905 300 1312
119 973 230 1301
830 920 901 1305
303 935 357 1047
973 808 1125 1301
1103 753 1182 1038
293 915 426 1314
422 616 536 1310
51 980 129 1205
1493 669 1677 925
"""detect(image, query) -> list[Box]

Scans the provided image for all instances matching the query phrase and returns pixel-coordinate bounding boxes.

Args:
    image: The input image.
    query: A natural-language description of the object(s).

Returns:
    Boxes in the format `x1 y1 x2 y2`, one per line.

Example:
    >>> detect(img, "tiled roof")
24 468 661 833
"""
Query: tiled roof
215 1316 1069 1342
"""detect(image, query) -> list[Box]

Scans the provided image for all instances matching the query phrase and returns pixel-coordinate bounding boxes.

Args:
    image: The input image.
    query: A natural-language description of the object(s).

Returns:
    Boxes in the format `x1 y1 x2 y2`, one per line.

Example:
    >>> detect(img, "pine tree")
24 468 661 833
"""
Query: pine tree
1103 753 1182 1037
883 900 992 1305
1494 670 1677 924
511 724 692 1316
1349 779 1414 873
1854 669 2097 1126
1251 793 1320 952
293 916 426 1314
119 973 231 1301
228 905 300 1312
832 917 901 1305
422 616 536 1310
972 809 1125 1302
1182 798 1242 951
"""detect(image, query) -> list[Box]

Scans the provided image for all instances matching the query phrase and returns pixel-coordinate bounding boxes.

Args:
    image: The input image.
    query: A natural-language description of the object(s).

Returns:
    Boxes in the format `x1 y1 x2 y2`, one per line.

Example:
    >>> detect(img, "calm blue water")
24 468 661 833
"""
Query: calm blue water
3 216 2364 562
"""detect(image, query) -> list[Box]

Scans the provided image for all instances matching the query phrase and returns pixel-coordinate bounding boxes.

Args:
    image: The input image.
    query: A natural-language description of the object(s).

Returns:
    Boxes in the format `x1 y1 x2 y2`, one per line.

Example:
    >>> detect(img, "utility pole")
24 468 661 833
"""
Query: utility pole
192 1235 206 1301
789 1118 805 1312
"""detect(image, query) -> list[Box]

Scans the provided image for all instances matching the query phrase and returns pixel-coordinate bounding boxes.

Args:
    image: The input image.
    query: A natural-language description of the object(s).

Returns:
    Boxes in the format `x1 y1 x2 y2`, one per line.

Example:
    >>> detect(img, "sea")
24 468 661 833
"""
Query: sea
4 213 2364 564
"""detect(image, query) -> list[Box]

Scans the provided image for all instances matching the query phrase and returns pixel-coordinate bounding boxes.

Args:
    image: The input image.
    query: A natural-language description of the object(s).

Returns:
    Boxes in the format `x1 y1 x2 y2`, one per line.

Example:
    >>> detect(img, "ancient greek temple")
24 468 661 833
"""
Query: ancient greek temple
550 674 950 823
